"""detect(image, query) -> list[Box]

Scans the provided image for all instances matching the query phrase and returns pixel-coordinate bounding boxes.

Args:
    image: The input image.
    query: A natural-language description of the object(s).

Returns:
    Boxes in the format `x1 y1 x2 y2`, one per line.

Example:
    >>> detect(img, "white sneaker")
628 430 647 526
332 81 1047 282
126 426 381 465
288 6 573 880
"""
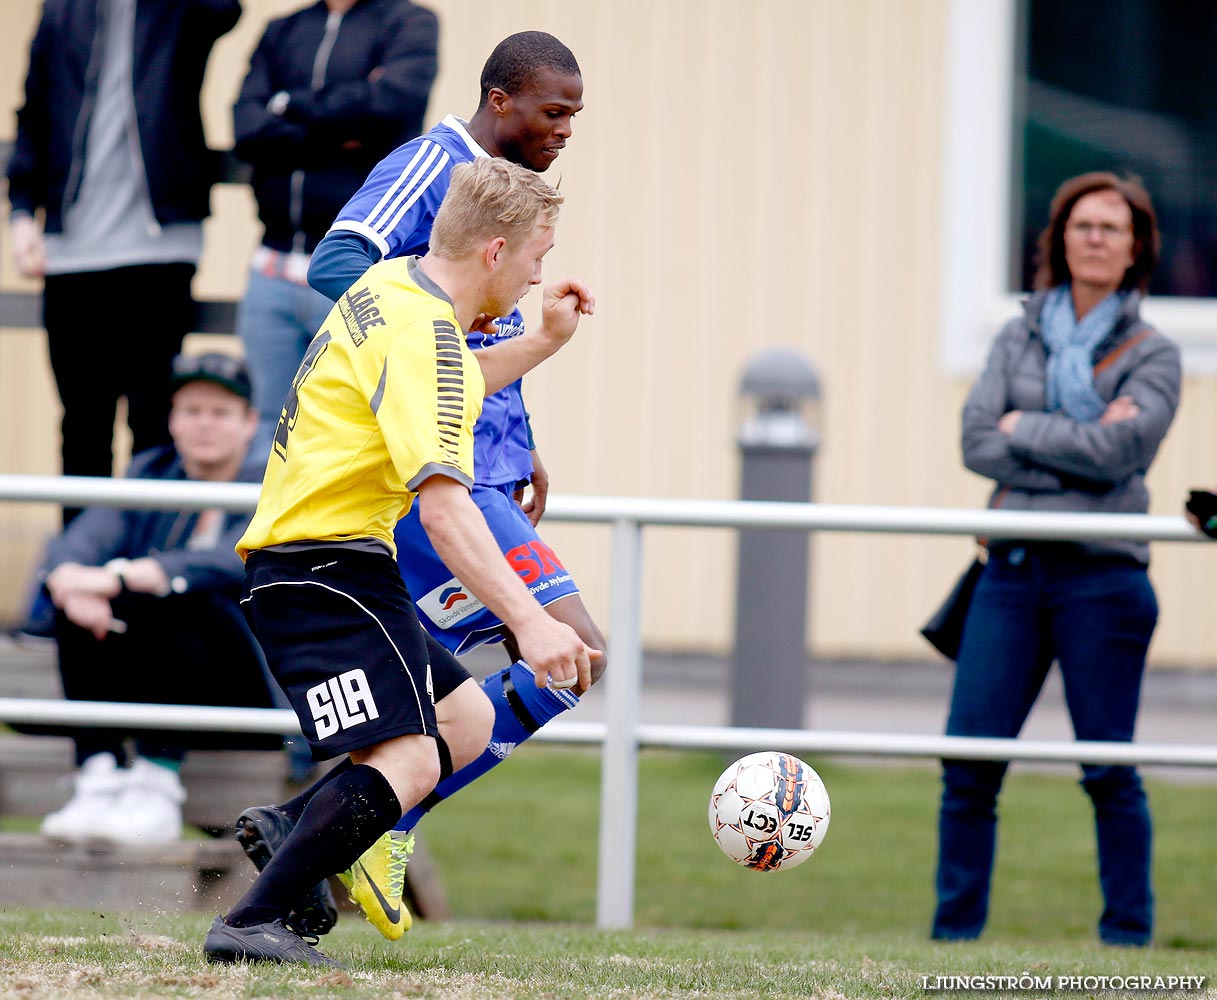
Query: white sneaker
95 757 187 844
41 752 125 842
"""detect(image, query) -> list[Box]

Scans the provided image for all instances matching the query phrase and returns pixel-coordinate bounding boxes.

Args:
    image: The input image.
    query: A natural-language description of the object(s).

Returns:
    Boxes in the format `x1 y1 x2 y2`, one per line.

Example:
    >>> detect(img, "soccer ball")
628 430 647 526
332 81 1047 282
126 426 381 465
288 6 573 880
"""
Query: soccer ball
708 751 830 872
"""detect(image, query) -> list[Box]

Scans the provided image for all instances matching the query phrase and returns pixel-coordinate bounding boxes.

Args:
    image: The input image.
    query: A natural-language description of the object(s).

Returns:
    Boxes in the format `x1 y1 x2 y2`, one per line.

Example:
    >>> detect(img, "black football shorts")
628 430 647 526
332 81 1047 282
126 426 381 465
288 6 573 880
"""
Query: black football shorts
242 546 471 760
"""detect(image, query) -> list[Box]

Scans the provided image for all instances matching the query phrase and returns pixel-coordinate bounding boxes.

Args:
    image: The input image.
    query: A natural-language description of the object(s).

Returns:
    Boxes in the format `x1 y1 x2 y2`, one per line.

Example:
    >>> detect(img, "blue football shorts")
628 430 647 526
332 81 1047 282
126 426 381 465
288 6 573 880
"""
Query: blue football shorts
396 482 582 655
242 546 471 760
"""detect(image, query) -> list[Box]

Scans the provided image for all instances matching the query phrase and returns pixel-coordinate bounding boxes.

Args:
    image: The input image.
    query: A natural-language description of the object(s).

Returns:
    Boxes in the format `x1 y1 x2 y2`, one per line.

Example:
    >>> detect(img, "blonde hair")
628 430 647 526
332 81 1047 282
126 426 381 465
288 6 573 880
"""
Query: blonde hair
430 158 563 258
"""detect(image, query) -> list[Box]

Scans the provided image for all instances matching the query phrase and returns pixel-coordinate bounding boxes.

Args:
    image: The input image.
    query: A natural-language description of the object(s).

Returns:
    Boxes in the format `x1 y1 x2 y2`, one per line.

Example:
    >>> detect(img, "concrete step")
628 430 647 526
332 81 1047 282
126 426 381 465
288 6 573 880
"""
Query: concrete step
0 635 59 697
0 827 449 921
0 637 298 832
0 831 251 913
0 636 451 920
0 735 291 834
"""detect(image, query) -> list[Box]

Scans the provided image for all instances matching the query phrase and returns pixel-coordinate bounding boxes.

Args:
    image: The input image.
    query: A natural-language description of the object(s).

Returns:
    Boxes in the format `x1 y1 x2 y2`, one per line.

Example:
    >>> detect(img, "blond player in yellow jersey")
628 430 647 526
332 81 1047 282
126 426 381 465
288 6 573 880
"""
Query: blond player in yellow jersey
204 157 599 968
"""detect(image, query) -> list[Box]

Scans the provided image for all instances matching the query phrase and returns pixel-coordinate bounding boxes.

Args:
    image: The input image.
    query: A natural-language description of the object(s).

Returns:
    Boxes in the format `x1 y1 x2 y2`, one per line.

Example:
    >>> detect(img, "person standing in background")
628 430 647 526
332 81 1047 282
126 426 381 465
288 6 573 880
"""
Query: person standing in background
232 0 438 458
933 172 1180 948
5 0 241 525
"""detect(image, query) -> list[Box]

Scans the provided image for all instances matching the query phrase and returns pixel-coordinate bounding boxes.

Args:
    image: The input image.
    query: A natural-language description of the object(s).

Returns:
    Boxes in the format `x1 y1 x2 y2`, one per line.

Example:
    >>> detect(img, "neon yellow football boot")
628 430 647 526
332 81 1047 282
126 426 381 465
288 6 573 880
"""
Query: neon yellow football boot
337 830 414 940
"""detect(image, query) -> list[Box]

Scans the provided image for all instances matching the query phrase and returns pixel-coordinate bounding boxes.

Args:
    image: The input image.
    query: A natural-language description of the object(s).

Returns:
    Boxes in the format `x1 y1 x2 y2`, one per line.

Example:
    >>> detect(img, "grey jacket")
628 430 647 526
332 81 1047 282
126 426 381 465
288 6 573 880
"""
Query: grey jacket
961 290 1181 564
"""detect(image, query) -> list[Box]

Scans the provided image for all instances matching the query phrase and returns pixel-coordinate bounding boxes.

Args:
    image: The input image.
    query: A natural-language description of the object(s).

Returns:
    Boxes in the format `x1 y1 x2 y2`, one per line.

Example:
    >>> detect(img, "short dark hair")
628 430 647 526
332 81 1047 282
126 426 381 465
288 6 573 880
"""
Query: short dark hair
477 31 580 109
1033 172 1160 293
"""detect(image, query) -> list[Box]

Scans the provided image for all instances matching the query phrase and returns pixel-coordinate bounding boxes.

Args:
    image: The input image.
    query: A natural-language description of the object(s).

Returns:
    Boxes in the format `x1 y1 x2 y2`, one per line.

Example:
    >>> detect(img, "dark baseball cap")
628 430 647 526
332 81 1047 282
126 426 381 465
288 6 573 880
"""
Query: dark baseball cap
169 352 252 400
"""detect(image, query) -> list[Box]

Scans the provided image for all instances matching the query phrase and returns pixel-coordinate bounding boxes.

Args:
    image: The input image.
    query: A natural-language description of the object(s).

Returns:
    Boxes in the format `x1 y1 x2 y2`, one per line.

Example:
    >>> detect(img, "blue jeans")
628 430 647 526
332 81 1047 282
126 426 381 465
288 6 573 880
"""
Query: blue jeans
932 545 1156 946
237 267 334 461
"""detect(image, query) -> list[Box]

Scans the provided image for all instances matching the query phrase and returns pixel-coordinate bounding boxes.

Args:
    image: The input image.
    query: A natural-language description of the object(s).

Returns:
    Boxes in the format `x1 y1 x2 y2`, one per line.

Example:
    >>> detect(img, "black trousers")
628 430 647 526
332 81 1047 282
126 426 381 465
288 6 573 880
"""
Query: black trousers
19 592 282 766
42 263 195 525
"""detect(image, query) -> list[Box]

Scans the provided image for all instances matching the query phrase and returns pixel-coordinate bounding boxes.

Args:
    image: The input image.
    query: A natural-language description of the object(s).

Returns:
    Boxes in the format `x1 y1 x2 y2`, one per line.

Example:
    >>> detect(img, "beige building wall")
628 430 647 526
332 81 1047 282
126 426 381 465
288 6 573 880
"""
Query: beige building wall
2 0 1215 669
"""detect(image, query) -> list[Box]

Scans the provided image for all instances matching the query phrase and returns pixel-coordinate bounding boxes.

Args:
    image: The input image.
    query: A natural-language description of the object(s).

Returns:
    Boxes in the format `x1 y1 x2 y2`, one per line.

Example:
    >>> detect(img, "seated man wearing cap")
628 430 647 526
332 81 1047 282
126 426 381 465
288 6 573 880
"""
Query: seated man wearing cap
27 352 282 844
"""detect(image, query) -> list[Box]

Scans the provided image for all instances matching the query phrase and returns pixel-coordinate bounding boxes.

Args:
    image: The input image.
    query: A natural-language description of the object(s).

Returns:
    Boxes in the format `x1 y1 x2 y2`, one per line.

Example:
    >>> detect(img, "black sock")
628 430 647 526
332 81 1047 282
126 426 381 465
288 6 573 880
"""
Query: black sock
227 764 401 928
276 757 354 821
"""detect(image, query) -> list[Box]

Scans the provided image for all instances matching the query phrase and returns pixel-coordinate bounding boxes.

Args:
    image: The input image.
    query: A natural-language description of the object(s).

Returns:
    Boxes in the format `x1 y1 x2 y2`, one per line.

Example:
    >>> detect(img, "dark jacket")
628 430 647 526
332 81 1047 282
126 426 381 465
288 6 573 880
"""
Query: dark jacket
233 0 438 253
6 0 241 232
42 445 261 598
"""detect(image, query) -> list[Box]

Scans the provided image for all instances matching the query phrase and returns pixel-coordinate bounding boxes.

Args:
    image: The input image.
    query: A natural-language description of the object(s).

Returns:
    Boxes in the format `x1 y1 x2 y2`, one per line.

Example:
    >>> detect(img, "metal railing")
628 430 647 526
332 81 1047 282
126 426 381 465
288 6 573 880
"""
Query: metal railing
1 472 1214 928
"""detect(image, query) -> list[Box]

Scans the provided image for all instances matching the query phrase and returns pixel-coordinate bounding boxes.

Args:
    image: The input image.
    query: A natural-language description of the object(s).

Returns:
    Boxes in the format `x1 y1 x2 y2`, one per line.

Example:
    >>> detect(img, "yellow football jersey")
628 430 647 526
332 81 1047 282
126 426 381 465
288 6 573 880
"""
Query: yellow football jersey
238 257 484 559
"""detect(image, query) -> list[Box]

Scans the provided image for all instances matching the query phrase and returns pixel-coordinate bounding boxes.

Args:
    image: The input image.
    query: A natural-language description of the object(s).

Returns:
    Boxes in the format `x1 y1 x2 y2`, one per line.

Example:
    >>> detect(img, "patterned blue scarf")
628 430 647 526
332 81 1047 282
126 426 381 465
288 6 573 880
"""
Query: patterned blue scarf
1040 283 1127 423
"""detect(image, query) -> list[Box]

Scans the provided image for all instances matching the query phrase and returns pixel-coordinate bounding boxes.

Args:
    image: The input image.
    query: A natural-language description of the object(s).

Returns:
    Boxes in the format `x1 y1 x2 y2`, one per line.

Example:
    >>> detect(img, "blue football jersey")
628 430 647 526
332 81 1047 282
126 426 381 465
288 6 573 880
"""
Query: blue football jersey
328 115 533 487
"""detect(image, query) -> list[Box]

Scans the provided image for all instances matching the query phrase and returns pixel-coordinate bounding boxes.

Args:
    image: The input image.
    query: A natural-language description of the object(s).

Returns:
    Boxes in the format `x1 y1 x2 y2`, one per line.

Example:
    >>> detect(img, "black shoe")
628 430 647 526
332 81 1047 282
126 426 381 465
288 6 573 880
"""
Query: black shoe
203 915 344 968
234 805 339 936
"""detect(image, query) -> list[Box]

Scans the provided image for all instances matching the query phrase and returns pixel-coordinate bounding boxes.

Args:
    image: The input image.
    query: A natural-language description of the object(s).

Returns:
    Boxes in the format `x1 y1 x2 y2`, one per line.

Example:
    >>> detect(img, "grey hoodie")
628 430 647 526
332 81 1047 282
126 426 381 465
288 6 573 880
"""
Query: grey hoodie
961 289 1181 564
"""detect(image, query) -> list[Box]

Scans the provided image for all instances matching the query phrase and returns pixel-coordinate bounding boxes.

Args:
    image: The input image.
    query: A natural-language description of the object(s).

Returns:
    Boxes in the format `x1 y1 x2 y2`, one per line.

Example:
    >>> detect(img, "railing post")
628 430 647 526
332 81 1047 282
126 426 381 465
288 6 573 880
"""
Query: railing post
595 517 644 929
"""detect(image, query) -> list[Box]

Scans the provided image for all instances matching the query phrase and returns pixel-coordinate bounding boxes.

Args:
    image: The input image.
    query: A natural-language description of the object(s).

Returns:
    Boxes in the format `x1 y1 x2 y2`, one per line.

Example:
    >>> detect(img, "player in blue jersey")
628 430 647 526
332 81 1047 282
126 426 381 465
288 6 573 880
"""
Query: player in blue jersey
234 32 606 941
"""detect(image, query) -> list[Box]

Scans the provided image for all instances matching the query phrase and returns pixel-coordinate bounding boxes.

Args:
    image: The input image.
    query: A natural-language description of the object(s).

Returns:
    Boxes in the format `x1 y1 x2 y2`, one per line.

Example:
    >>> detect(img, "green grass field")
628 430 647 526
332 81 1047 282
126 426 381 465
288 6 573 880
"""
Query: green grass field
2 748 1214 998
422 748 1216 948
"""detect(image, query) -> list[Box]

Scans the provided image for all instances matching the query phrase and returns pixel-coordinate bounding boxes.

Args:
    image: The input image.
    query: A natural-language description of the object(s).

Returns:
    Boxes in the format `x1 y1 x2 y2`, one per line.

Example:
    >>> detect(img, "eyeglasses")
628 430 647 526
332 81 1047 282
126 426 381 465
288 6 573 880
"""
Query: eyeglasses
1066 220 1132 241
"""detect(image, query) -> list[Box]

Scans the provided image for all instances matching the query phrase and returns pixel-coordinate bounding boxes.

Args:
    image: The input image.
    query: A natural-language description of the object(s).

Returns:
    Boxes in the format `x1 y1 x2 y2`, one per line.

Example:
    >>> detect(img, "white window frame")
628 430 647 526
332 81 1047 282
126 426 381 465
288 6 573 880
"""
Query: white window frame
939 0 1217 374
